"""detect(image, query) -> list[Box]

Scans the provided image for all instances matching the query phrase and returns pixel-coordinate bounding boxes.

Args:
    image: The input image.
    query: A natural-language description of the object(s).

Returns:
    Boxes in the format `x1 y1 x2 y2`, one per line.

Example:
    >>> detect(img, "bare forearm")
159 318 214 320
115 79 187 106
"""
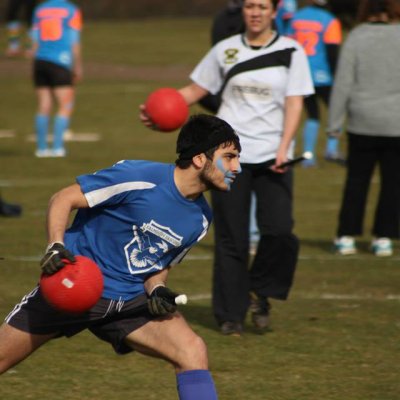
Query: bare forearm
280 95 304 153
46 184 88 244
144 268 170 295
178 83 209 106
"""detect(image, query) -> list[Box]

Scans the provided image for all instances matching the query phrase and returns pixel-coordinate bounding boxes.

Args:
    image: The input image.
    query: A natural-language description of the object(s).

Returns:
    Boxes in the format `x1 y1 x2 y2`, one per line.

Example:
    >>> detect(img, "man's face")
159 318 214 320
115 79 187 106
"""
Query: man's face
200 143 241 191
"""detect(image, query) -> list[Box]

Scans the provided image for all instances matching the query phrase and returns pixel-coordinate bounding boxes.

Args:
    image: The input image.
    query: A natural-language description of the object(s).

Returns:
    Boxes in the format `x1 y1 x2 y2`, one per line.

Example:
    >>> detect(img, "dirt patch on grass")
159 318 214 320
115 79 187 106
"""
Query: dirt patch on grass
0 56 191 81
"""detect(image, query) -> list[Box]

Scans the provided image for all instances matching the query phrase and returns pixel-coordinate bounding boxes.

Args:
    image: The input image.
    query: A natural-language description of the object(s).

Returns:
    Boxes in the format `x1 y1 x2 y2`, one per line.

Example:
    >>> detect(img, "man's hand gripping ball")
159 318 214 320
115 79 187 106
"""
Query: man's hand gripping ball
40 242 76 275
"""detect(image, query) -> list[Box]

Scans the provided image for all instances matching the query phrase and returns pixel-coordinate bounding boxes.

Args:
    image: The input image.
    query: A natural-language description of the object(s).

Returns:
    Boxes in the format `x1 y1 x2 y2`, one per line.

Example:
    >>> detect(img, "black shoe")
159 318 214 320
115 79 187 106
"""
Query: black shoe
324 152 346 166
220 321 243 336
250 293 271 330
0 199 22 217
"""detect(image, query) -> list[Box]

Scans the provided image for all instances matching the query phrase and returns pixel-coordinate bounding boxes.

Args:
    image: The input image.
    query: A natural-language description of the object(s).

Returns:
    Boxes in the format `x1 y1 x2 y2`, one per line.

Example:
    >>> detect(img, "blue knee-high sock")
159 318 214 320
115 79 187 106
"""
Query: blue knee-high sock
53 115 69 150
177 370 218 400
303 119 320 156
326 136 339 155
35 114 49 151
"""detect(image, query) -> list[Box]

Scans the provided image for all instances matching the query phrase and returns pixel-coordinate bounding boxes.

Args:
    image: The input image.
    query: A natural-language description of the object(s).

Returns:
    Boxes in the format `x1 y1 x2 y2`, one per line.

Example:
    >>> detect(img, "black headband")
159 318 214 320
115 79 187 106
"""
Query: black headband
177 130 240 160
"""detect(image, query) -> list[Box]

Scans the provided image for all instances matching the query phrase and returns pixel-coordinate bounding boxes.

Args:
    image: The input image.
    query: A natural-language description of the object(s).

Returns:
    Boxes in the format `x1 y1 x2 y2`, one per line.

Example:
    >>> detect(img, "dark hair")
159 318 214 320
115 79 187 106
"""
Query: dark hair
243 0 280 10
175 114 241 168
357 0 400 22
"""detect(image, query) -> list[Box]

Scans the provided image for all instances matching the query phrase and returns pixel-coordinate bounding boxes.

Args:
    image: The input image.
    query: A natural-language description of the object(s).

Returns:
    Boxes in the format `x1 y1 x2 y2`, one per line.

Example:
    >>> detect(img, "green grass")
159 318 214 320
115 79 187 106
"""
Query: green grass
1 19 399 400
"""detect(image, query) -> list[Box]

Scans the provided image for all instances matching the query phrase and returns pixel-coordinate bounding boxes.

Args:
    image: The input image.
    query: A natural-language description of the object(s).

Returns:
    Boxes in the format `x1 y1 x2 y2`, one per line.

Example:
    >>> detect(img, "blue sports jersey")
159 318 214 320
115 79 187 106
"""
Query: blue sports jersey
64 160 212 301
275 0 297 35
31 0 82 69
287 6 342 86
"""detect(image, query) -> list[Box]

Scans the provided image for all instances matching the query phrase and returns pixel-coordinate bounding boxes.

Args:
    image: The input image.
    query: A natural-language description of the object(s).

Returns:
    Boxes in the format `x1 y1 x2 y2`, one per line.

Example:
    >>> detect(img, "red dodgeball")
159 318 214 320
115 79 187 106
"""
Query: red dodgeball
40 255 104 314
145 87 189 132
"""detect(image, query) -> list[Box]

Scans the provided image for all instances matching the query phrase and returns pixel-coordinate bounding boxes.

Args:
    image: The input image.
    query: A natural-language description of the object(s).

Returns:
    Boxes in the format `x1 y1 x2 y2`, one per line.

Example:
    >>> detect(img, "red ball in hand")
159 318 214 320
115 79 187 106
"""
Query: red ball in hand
40 255 104 314
145 88 189 132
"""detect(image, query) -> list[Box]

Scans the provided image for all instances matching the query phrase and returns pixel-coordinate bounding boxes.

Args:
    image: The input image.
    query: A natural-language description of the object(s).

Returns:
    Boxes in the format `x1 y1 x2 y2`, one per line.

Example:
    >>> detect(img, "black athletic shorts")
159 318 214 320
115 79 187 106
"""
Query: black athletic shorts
33 59 73 87
5 286 155 354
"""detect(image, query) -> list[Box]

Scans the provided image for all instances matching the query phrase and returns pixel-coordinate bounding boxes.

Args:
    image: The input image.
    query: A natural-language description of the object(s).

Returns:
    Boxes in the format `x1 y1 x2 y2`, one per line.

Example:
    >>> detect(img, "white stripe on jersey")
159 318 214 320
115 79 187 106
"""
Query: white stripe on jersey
85 181 156 207
5 286 39 323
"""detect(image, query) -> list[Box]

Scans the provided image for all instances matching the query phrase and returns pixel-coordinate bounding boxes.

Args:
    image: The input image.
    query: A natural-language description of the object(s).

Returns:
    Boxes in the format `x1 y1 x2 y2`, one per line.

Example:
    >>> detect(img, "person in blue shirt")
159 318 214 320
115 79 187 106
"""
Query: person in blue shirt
287 0 344 166
275 0 297 34
0 114 242 400
31 0 83 157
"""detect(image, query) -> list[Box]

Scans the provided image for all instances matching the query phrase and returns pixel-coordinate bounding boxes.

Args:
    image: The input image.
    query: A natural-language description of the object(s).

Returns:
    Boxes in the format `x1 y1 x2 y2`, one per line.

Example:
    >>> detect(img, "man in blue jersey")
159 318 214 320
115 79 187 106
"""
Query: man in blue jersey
287 0 344 166
0 115 241 400
31 0 83 157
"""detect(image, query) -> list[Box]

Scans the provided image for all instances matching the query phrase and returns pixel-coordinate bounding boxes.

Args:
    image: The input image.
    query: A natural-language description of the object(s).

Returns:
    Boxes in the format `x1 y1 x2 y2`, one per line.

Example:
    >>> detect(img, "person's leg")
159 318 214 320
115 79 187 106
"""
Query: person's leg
250 169 298 300
373 136 400 239
35 87 52 155
337 133 377 237
124 313 218 400
211 167 252 328
53 86 74 155
0 323 56 373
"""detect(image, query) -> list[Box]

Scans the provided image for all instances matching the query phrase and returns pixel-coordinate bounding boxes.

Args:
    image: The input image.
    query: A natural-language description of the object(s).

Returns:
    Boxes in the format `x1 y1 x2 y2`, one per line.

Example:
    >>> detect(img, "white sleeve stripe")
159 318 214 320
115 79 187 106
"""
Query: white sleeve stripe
85 181 155 207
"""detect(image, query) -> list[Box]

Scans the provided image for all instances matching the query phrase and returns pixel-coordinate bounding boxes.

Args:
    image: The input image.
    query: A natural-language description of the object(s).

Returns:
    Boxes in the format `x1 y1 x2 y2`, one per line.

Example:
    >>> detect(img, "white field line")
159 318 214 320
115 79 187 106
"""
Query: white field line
26 132 101 142
0 129 16 138
179 293 400 301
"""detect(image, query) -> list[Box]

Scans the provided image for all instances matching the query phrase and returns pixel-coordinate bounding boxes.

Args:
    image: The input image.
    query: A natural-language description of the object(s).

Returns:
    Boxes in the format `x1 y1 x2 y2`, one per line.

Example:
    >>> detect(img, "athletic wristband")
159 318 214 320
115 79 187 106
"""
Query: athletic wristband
149 283 166 296
45 241 65 252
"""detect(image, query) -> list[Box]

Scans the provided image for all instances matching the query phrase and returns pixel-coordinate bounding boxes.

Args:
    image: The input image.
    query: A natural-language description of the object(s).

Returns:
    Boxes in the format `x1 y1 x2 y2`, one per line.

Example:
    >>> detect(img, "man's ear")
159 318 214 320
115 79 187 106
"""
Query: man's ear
192 153 208 169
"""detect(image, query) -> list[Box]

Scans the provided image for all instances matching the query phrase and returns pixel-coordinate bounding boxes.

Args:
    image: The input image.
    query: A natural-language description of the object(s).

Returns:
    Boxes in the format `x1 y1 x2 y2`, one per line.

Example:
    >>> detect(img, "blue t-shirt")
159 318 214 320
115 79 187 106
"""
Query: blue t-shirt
64 160 212 301
287 6 342 86
31 0 82 69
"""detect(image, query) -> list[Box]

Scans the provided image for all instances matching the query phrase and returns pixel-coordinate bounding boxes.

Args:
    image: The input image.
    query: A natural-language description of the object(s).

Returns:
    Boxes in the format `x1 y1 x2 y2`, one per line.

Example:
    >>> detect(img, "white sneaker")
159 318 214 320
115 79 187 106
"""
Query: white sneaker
50 148 66 157
35 149 51 158
371 238 393 257
334 236 357 255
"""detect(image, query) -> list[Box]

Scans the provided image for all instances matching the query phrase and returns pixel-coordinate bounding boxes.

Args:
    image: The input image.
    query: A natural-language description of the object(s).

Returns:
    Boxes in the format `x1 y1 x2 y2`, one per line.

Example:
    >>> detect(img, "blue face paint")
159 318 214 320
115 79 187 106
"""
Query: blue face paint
216 157 238 190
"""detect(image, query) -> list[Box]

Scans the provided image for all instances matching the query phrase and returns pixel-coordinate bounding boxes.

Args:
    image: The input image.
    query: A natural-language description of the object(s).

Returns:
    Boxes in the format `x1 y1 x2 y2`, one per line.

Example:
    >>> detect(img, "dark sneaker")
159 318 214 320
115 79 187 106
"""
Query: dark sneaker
220 321 243 336
324 152 346 166
0 198 22 217
250 293 271 329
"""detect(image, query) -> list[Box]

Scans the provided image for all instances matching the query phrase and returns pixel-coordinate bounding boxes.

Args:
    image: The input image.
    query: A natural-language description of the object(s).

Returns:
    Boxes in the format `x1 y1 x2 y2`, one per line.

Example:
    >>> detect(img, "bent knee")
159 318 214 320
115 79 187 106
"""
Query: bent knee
176 334 209 371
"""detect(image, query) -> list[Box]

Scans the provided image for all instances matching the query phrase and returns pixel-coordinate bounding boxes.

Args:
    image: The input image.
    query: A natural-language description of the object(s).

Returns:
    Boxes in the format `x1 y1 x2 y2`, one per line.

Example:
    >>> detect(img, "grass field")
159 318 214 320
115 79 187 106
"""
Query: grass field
1 19 399 400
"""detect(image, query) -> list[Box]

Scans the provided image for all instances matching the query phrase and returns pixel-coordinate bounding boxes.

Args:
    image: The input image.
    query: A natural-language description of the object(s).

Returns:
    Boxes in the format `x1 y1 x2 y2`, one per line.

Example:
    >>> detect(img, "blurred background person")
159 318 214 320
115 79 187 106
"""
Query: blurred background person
31 0 82 157
275 0 297 34
287 0 344 167
328 0 400 256
141 0 314 335
4 0 37 57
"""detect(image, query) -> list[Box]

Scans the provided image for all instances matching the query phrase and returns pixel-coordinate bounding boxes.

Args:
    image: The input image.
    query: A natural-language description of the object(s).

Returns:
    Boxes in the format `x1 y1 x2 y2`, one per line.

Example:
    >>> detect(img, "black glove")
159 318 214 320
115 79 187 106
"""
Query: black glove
148 286 178 316
40 242 76 275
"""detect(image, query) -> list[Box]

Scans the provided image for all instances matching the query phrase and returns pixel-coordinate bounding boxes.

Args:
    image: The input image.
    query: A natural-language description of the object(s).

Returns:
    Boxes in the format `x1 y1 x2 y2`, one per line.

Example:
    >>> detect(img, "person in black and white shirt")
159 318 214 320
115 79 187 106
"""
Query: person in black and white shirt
140 0 314 336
